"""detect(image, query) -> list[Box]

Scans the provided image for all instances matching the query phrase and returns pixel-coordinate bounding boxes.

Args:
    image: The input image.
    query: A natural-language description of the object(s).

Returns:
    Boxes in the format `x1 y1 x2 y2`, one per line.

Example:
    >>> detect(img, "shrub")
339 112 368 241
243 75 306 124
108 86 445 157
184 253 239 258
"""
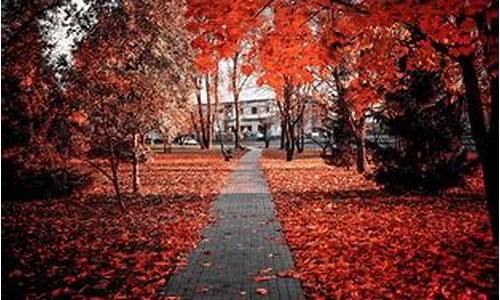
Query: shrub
2 158 92 201
367 71 472 190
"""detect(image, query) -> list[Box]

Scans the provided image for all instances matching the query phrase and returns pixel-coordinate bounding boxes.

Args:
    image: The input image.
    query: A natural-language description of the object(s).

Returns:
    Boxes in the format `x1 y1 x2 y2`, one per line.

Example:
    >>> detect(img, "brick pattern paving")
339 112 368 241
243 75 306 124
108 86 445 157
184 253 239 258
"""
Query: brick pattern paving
163 149 304 300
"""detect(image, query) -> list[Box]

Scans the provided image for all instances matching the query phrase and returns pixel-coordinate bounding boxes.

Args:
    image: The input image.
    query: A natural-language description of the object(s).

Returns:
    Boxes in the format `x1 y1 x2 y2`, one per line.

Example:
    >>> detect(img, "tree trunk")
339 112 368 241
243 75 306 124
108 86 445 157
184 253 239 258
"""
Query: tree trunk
349 114 366 174
286 122 295 161
355 135 365 173
110 156 125 211
196 88 207 149
234 94 241 149
459 55 498 241
484 95 498 241
132 133 140 194
280 120 286 149
301 131 305 151
212 63 220 148
62 146 69 189
295 130 300 151
205 73 212 149
297 119 305 153
231 52 242 149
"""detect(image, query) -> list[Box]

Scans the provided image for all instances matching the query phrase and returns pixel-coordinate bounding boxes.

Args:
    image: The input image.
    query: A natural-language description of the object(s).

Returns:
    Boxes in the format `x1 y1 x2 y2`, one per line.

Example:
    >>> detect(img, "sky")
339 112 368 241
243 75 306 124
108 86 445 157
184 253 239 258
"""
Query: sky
40 0 93 69
199 58 275 104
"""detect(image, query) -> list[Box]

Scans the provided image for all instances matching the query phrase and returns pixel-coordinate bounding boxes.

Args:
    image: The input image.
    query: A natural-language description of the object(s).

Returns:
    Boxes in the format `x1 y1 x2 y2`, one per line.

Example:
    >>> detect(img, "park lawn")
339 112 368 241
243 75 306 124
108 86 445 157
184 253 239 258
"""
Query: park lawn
2 150 240 299
261 149 498 299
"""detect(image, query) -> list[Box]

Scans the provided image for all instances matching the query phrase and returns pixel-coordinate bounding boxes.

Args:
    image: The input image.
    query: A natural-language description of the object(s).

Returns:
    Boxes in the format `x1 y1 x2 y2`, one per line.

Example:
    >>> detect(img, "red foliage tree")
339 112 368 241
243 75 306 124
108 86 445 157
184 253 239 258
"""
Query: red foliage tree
2 0 89 197
184 0 498 239
186 0 266 148
70 0 195 209
321 0 499 240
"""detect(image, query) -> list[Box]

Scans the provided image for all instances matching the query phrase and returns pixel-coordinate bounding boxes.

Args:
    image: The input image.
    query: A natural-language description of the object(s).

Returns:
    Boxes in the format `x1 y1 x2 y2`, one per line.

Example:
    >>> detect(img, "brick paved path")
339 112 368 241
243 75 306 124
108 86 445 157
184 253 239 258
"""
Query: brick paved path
163 148 304 300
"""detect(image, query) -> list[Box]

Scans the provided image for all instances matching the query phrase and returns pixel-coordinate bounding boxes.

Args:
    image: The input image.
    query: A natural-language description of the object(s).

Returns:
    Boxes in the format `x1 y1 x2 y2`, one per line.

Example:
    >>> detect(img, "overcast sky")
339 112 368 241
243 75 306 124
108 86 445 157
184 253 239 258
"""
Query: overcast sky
40 0 92 69
200 59 275 103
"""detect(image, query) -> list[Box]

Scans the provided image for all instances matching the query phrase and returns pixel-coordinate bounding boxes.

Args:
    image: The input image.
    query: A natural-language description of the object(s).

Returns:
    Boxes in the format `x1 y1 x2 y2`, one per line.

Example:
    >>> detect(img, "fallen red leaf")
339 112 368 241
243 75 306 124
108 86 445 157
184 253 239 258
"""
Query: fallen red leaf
256 288 268 295
261 149 498 299
254 275 275 282
2 152 241 299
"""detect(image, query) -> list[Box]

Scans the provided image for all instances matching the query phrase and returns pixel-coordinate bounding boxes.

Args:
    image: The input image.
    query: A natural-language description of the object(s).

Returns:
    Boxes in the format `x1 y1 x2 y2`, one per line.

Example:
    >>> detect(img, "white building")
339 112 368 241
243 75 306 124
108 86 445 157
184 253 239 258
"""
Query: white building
207 97 321 142
213 98 281 139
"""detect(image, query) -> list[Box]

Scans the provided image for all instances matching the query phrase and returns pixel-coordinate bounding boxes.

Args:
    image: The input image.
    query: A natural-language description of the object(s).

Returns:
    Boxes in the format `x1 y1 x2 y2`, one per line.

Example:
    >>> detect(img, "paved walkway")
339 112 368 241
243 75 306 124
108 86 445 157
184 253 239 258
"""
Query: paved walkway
163 148 304 299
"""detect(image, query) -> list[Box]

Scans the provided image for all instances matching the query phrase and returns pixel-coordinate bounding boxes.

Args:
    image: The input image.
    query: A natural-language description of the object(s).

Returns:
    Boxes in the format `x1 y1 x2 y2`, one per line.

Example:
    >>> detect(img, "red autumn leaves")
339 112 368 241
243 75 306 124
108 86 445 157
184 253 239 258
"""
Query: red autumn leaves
261 149 498 299
2 152 237 299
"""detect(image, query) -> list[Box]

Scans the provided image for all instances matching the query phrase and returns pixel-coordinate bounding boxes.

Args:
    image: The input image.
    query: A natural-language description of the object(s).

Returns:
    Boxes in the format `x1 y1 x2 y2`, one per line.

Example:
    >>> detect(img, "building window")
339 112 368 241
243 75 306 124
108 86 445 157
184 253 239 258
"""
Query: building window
266 105 270 112
247 125 252 132
251 107 258 114
239 107 244 115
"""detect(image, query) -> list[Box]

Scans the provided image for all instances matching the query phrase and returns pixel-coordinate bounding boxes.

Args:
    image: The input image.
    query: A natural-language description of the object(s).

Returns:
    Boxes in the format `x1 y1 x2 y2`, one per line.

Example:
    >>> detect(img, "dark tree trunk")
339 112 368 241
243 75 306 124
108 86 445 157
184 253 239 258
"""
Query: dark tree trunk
355 136 365 173
261 126 270 148
353 117 366 174
349 115 366 174
286 147 294 161
196 89 207 149
459 55 498 241
234 95 241 149
231 52 242 149
280 120 286 149
205 73 212 149
110 156 125 212
132 133 140 194
295 132 301 152
485 87 498 241
286 122 295 161
212 63 220 149
297 120 305 153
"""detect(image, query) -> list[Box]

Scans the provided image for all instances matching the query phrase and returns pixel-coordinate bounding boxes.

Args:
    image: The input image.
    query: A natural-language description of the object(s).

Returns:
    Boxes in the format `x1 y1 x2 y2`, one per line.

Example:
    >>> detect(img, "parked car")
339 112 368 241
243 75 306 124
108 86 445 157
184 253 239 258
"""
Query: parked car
152 138 164 144
174 135 199 145
183 138 199 145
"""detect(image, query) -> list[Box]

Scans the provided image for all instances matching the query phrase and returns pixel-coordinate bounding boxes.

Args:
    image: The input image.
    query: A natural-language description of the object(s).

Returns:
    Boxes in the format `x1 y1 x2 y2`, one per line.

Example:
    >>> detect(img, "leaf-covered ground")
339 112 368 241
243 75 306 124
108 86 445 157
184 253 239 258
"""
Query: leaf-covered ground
261 149 498 299
2 150 240 299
